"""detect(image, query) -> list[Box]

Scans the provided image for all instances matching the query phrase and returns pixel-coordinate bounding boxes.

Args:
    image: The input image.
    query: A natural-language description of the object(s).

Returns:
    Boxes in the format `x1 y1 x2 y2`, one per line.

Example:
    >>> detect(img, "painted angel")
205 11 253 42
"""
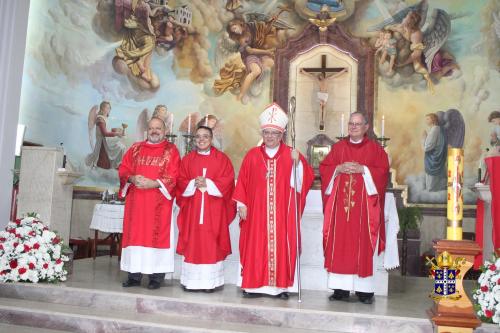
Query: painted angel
421 109 464 192
213 7 293 103
136 104 174 141
369 0 460 92
178 113 225 150
85 102 126 170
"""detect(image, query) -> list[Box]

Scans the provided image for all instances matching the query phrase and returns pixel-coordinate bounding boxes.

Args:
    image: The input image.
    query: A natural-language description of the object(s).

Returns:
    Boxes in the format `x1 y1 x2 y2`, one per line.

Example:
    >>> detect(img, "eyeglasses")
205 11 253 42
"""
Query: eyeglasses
194 134 212 140
348 122 366 127
262 131 282 137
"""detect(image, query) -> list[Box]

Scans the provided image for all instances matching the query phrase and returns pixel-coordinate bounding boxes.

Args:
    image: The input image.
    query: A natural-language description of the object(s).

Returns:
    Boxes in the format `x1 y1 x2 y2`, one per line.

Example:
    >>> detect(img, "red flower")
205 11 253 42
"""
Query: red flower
42 263 49 269
497 278 500 285
481 285 489 292
9 260 18 269
485 309 494 318
13 242 18 248
489 264 497 271
8 229 15 234
55 259 62 265
29 231 36 236
0 244 3 250
18 267 27 275
33 243 40 250
0 270 7 275
28 263 35 270
15 219 21 225
52 237 60 245
23 245 31 252
0 237 5 242
43 227 48 231
15 234 21 238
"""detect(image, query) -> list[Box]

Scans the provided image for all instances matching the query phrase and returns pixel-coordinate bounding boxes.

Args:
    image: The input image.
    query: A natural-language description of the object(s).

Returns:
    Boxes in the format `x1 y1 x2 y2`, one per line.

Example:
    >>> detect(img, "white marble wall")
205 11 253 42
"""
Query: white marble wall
0 0 30 228
17 147 74 243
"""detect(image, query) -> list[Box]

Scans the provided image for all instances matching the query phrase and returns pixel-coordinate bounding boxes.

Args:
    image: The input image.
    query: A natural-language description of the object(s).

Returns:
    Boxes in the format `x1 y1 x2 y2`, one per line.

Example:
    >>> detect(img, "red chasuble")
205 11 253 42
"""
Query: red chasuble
118 140 180 250
233 143 314 289
319 136 389 278
176 148 236 264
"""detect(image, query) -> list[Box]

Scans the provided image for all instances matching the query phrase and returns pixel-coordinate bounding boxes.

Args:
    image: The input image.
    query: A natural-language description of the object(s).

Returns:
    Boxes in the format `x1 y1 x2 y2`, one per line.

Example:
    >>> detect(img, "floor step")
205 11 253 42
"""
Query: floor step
0 323 71 333
0 297 329 333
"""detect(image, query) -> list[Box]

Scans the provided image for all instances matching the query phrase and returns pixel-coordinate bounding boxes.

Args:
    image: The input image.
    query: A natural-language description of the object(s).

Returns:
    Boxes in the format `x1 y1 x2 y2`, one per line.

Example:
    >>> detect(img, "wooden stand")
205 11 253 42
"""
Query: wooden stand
428 240 481 333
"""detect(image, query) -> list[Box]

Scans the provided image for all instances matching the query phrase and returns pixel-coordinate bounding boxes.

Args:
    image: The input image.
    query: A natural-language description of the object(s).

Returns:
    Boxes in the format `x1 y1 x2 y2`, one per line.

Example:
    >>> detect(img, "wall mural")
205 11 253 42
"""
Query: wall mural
18 0 500 205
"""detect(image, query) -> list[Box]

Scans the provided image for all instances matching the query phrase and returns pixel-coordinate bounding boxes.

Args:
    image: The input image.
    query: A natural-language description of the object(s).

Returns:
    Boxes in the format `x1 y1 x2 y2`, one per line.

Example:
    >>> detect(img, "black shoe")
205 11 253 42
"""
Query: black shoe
147 280 161 290
358 296 374 304
122 279 141 288
276 292 289 300
203 289 215 293
328 289 350 301
242 290 262 298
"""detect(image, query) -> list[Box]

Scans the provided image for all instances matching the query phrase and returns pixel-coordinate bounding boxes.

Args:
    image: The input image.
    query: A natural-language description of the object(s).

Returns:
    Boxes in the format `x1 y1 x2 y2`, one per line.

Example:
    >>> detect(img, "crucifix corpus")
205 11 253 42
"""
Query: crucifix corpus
299 54 348 131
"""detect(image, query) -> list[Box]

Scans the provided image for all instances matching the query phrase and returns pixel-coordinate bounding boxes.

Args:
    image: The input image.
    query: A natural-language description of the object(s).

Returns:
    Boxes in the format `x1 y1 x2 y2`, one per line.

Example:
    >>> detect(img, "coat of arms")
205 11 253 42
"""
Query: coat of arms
427 251 466 301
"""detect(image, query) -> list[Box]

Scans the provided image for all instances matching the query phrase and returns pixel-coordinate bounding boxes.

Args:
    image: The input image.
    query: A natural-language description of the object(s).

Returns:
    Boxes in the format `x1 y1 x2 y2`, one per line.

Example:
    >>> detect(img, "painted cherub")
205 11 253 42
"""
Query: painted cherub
375 30 397 75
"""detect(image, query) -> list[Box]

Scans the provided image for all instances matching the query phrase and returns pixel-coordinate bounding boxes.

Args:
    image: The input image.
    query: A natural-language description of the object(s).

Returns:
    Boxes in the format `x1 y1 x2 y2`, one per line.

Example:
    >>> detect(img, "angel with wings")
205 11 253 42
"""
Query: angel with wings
213 7 293 103
85 102 126 170
369 0 459 93
136 104 174 141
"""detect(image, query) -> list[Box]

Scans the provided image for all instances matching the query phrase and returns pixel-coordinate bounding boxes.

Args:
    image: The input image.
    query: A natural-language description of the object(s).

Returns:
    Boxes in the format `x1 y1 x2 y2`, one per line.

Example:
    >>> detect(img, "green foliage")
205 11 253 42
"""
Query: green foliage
397 206 423 231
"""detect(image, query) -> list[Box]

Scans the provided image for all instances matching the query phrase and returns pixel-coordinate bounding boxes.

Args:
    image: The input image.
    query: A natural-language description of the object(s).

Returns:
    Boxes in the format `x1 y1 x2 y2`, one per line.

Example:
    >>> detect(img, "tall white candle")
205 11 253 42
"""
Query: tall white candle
341 113 345 136
381 115 385 138
205 114 208 127
187 113 191 134
170 113 174 134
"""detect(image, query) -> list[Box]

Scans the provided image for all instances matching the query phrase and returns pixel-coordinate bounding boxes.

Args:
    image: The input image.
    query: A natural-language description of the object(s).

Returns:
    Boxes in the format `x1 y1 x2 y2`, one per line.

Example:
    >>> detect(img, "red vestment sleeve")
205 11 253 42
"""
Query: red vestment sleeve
485 156 500 254
233 152 251 208
158 144 180 195
118 142 141 199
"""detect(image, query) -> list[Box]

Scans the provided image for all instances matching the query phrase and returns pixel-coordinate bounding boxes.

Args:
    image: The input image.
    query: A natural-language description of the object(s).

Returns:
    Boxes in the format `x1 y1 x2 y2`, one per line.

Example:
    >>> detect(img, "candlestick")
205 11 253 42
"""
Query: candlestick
341 113 345 137
170 113 174 134
187 113 191 134
381 115 385 138
205 114 208 127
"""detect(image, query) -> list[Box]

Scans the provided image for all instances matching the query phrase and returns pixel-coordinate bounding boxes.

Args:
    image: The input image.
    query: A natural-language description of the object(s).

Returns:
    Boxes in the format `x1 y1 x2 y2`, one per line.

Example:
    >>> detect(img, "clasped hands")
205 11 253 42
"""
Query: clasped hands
194 176 207 189
129 175 159 189
337 162 364 174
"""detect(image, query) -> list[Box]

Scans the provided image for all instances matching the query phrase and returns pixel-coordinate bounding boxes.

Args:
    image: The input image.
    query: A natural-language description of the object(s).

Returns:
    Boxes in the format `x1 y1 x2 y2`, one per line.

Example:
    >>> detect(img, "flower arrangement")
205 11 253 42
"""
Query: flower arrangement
0 213 69 283
473 255 500 326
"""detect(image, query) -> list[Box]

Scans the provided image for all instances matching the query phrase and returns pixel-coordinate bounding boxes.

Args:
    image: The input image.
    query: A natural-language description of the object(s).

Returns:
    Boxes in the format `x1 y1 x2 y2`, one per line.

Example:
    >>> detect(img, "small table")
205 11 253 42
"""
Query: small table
90 203 124 260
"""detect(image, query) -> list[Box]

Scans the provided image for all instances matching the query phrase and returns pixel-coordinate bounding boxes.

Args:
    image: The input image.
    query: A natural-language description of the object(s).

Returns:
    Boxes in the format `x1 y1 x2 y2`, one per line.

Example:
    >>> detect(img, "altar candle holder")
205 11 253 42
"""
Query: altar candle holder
166 134 177 144
376 136 390 148
183 134 194 155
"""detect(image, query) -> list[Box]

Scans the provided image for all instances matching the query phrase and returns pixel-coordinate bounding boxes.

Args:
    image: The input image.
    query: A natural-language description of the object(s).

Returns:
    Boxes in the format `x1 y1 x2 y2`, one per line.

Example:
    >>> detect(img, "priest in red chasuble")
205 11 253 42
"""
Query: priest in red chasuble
233 103 314 299
176 126 236 292
118 117 180 290
319 112 389 304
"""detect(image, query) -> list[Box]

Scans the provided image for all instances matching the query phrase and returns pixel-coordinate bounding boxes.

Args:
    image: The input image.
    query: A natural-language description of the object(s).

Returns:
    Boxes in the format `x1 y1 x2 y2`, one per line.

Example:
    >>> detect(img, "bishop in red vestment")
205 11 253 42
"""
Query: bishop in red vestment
118 117 180 290
319 112 389 304
233 103 314 299
176 126 236 291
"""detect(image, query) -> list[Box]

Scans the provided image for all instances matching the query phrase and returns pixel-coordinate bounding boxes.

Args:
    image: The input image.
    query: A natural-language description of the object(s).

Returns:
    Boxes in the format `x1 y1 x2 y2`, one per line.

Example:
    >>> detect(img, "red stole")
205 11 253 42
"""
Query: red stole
118 140 180 249
176 148 236 264
319 137 389 277
233 143 314 288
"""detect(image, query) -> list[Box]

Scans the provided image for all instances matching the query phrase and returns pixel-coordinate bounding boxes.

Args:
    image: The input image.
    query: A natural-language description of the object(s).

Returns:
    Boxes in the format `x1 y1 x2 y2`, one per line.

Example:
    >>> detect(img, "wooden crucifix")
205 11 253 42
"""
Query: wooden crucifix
299 54 348 131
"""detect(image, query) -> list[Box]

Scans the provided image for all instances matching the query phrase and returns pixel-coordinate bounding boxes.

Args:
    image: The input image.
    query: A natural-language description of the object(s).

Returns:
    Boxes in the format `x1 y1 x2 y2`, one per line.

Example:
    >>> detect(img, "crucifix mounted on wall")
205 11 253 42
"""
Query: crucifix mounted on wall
299 54 348 131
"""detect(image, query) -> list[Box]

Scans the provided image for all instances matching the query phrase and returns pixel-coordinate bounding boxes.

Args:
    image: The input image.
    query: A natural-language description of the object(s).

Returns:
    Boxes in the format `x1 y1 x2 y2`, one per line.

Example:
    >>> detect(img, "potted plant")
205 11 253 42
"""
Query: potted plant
397 206 423 276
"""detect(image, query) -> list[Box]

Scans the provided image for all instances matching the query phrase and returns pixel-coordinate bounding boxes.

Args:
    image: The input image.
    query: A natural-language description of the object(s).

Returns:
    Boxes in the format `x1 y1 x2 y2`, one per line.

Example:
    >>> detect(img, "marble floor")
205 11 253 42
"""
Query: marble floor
64 256 460 320
1 257 498 333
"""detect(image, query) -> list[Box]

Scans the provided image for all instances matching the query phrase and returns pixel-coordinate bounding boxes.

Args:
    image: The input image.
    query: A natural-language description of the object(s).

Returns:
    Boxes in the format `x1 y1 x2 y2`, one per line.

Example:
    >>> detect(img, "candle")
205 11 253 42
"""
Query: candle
187 113 191 134
170 113 174 134
205 114 208 127
381 115 385 138
341 113 345 136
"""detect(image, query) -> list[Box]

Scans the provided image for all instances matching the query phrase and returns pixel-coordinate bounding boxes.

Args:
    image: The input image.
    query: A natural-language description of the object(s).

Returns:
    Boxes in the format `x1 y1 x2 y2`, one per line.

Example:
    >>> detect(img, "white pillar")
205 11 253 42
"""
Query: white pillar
0 0 30 228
